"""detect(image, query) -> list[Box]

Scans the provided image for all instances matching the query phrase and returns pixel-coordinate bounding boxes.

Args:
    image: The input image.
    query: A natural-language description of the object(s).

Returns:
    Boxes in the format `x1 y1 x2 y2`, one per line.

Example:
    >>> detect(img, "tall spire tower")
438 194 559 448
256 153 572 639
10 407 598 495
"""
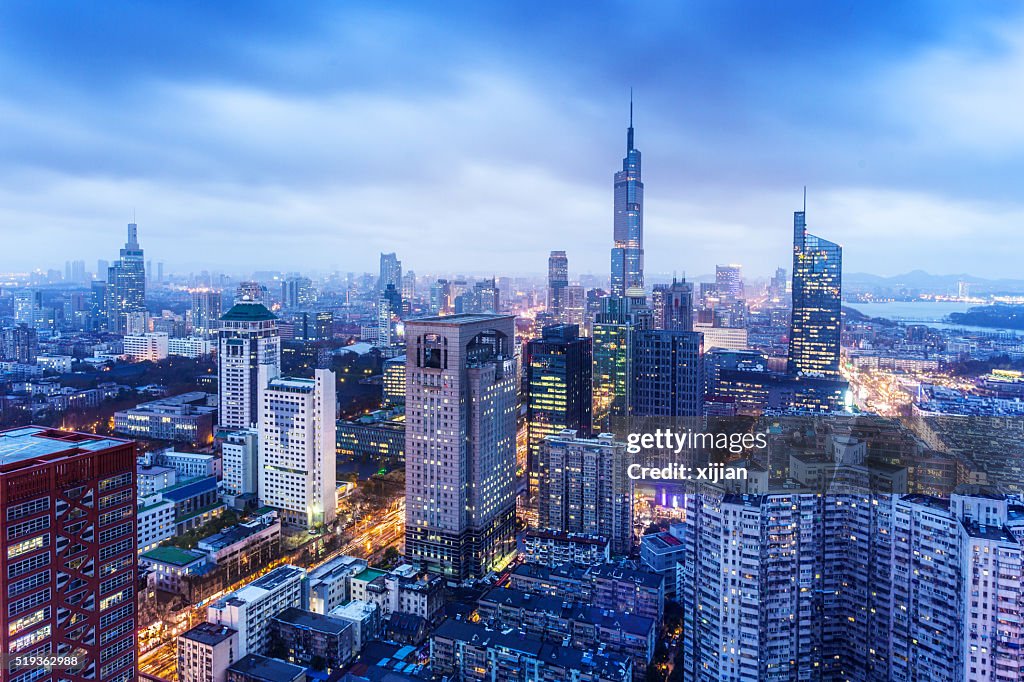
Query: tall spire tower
611 93 644 296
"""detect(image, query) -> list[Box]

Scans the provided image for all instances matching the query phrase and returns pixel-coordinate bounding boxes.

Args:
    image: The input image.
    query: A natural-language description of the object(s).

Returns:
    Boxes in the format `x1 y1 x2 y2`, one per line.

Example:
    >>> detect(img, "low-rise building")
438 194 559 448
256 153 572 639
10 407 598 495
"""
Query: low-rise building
270 607 354 672
306 554 368 615
329 600 380 658
226 654 306 682
124 331 170 361
198 512 281 570
141 546 211 594
208 565 306 657
639 524 686 599
430 619 632 682
114 391 217 445
178 622 239 682
522 529 611 567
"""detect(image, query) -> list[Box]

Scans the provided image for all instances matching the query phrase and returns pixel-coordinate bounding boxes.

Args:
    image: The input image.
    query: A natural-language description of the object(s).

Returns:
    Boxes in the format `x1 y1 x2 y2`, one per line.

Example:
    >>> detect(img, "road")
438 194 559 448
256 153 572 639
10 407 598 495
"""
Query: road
138 502 406 681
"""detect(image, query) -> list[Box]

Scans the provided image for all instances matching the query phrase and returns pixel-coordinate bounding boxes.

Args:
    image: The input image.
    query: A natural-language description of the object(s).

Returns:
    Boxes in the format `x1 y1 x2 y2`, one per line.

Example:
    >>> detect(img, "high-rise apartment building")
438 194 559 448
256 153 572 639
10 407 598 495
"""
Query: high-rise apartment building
106 222 146 334
379 252 402 294
218 299 281 430
610 99 644 296
536 430 632 554
257 369 337 529
547 250 569 322
789 203 842 377
404 314 518 580
525 324 592 491
190 289 223 338
0 427 138 682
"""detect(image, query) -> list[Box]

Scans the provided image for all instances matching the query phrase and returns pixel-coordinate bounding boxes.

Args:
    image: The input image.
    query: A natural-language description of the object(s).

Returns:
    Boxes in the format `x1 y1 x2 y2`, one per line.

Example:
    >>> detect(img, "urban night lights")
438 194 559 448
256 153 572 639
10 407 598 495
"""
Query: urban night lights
1 4 1022 682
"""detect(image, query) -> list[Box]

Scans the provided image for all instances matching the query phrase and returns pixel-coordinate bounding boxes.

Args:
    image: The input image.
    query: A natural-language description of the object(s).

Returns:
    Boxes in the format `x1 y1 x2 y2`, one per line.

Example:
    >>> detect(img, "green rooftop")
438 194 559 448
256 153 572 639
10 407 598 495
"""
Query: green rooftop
220 300 277 322
353 567 387 583
141 546 205 566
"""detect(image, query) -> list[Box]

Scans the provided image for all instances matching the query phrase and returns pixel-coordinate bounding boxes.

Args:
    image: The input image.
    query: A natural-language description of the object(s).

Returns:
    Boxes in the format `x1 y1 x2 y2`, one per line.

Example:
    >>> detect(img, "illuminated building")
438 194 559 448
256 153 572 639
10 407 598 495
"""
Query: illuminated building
630 329 703 417
404 314 518 580
789 201 842 378
610 97 644 297
189 289 223 338
113 391 216 445
525 324 592 492
178 622 239 682
207 565 306 657
106 222 146 334
257 369 337 529
123 331 169 361
536 430 632 555
592 321 631 422
547 250 569 322
218 299 281 430
382 355 406 405
652 278 693 331
379 252 402 294
336 410 405 467
0 427 138 682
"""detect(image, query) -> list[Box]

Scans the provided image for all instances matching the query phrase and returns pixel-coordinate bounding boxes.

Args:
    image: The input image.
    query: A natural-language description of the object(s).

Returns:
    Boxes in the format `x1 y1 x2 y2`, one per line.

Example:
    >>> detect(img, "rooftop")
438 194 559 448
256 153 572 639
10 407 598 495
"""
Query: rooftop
226 654 304 682
220 300 277 323
141 546 206 567
180 622 237 646
274 607 351 635
353 567 387 583
406 313 515 326
0 426 128 466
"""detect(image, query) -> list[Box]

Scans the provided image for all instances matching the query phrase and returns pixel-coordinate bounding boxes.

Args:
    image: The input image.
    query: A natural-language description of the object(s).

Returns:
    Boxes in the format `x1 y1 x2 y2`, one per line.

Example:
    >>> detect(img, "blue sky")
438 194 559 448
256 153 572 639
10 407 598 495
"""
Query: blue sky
1 1 1022 279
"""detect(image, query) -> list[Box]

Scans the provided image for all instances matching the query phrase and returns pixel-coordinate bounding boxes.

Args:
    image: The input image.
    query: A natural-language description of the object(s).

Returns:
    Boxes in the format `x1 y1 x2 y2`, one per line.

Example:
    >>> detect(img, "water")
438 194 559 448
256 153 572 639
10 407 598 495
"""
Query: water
844 301 1021 335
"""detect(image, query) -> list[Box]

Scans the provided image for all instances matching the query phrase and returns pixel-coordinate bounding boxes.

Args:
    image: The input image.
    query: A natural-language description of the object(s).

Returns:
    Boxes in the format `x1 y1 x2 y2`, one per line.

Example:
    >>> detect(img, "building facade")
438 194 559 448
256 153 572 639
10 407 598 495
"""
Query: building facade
404 314 518 580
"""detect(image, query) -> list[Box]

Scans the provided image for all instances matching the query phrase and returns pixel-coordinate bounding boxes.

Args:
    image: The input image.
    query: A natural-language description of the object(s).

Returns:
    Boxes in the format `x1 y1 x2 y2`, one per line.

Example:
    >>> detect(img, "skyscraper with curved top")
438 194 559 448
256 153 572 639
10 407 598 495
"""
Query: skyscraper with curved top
611 97 644 296
789 203 842 378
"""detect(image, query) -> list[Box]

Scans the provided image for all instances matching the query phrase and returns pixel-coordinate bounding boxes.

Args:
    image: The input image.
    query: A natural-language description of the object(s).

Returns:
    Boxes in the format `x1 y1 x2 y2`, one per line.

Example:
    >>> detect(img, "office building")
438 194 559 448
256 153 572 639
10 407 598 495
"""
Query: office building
190 289 224 338
207 565 306 658
536 430 632 554
379 252 402 294
124 331 169 361
0 427 138 682
336 410 405 468
547 250 569 321
525 324 592 492
221 427 259 498
692 322 747 351
114 392 216 445
382 355 406 405
610 99 644 297
219 299 281 430
630 329 703 417
789 201 842 378
404 314 518 580
106 222 147 334
178 622 239 682
652 278 693 331
258 369 337 529
281 276 314 309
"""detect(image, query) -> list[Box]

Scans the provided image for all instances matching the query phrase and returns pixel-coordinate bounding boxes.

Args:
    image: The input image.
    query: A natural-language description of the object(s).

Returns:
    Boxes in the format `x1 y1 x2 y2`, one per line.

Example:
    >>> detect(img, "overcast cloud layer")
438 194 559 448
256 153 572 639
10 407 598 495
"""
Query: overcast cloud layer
1 1 1022 279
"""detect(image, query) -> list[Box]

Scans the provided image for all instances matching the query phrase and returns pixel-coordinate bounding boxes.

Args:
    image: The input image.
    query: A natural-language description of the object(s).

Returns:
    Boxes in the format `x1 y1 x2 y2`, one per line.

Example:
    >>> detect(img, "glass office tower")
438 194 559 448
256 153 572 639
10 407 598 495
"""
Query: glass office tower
610 99 644 297
789 207 842 378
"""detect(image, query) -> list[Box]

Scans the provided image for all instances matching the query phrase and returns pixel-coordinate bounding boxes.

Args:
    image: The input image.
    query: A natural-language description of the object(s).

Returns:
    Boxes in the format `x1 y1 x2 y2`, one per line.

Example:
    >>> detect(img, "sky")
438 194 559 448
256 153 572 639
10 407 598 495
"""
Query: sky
1 1 1023 280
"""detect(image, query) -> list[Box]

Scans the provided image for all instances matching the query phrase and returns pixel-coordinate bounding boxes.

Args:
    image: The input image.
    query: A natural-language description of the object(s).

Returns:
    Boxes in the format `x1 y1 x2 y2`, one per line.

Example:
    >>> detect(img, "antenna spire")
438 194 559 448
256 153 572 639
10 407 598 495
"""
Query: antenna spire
802 186 807 213
626 89 635 152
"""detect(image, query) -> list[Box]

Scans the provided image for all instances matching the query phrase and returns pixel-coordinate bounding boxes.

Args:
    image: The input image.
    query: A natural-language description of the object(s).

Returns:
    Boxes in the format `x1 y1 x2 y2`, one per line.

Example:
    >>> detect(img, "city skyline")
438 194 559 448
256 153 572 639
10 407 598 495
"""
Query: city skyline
2 3 1023 276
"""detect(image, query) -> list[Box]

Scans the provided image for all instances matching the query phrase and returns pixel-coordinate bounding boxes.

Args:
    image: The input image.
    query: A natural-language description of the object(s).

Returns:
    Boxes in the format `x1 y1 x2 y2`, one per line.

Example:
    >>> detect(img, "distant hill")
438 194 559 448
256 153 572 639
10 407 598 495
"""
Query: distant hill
845 270 1024 295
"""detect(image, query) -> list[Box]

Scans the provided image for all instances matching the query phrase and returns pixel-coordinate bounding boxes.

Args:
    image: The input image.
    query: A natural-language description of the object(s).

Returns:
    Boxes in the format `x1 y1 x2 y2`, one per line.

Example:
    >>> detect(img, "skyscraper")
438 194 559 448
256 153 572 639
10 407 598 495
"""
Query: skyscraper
258 369 337 529
189 289 223 338
652 278 694 331
379 252 402 294
0 427 138 682
404 314 518 580
610 98 644 296
218 299 281 430
630 329 704 417
789 201 842 378
536 430 633 555
547 250 569 321
106 222 147 334
525 324 592 492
